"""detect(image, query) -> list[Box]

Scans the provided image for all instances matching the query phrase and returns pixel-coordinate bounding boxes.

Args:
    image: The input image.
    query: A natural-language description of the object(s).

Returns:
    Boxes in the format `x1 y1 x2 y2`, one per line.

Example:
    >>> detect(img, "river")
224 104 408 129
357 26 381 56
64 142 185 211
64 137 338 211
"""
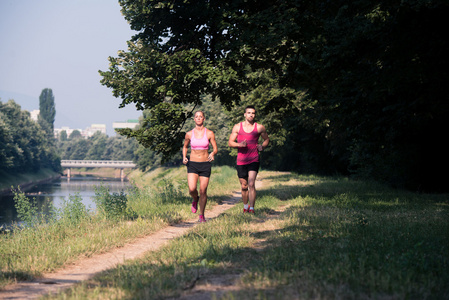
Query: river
0 175 132 226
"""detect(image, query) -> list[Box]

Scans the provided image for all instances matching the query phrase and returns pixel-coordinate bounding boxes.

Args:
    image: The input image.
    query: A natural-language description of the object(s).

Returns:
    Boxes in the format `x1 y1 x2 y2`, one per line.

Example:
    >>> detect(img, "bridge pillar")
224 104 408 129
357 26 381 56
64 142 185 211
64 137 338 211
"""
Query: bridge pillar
120 169 124 181
67 168 71 178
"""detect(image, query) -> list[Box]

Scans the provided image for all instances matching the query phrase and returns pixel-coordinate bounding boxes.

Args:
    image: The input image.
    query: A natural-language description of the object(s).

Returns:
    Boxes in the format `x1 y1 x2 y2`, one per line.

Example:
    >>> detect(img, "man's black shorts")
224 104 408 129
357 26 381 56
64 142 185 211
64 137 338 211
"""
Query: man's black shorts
187 161 212 177
236 162 260 179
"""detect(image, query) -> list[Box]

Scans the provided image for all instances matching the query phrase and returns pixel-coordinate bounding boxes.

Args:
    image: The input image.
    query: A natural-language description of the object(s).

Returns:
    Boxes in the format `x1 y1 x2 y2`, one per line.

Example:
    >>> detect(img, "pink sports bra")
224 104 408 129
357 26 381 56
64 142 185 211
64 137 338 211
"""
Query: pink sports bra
190 128 209 150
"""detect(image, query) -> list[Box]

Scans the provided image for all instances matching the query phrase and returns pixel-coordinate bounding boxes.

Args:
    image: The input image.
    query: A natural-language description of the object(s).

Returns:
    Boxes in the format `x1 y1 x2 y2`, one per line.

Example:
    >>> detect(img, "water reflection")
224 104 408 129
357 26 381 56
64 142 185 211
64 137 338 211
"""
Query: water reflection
0 175 132 226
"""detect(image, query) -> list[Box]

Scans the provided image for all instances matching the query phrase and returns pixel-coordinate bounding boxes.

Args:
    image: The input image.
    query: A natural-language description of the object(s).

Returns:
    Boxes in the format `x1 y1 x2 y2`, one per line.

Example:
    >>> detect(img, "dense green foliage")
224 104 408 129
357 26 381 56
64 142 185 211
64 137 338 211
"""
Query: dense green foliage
0 99 60 174
100 0 449 191
57 132 139 161
38 88 56 133
56 130 164 172
93 187 132 221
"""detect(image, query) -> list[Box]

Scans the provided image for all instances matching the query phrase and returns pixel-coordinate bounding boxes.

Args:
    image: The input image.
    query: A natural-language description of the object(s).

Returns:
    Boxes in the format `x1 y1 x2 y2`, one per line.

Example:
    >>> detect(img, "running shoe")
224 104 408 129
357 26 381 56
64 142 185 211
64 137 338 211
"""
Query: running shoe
243 207 249 213
198 215 206 223
191 200 198 213
248 209 255 214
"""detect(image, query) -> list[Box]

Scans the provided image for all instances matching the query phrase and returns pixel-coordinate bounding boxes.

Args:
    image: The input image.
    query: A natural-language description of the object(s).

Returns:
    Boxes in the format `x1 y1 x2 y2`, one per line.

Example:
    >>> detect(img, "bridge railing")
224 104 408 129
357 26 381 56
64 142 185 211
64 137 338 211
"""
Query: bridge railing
61 160 137 168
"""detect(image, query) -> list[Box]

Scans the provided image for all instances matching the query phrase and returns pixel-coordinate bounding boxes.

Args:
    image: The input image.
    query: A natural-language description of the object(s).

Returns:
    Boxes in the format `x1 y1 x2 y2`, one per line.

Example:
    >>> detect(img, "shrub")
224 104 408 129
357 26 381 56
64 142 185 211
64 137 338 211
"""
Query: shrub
13 187 38 226
58 193 89 225
93 186 130 220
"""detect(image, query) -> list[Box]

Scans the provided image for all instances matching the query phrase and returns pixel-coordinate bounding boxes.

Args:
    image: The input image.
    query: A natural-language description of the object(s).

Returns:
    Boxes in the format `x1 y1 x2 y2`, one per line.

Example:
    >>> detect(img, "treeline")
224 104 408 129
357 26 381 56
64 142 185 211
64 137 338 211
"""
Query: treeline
58 132 137 161
0 100 60 174
56 131 170 171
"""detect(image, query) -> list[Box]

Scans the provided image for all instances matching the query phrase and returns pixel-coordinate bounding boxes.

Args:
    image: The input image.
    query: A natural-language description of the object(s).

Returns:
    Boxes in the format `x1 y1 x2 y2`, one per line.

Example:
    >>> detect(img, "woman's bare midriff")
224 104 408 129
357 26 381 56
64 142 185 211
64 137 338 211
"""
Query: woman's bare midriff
190 149 209 162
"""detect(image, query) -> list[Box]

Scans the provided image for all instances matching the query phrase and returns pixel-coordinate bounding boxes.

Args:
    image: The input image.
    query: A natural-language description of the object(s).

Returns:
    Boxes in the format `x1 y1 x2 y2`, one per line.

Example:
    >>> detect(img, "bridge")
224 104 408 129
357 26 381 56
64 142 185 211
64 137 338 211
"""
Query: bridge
61 160 137 179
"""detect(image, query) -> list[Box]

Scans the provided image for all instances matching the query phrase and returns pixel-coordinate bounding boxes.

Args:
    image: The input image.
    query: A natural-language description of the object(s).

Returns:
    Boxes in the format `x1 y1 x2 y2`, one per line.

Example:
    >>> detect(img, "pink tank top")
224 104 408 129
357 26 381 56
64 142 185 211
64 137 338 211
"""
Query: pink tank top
237 122 260 165
190 128 209 150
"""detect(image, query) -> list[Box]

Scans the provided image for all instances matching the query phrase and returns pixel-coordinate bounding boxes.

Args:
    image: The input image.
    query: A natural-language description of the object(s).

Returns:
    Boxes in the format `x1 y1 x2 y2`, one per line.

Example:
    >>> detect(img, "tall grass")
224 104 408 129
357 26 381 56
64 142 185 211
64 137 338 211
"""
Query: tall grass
49 172 449 299
0 166 238 289
245 176 448 299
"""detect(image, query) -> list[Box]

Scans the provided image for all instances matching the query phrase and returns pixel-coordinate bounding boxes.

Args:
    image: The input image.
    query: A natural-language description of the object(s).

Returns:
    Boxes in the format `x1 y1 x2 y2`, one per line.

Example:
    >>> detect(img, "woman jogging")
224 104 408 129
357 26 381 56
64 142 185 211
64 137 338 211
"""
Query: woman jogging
182 111 218 222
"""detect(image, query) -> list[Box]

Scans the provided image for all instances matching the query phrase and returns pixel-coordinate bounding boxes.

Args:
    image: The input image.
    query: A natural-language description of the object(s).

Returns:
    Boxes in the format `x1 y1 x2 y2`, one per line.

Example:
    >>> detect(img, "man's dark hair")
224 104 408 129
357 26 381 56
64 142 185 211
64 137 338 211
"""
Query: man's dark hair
244 105 256 113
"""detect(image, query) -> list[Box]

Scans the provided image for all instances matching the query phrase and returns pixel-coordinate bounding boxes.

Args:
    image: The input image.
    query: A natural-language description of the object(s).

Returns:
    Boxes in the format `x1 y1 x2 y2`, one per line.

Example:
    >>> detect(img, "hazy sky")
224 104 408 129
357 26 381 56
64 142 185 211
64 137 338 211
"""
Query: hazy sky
0 0 142 135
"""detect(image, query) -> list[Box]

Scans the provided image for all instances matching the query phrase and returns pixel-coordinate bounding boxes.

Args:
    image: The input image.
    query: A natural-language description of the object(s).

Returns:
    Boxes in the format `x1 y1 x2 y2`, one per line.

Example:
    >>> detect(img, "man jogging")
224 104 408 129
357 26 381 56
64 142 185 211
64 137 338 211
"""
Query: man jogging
228 105 269 214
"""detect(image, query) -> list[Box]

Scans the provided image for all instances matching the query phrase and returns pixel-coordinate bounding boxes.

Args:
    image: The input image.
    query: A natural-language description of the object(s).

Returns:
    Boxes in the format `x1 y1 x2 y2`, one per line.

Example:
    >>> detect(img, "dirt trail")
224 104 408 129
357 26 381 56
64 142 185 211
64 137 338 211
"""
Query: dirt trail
0 181 262 300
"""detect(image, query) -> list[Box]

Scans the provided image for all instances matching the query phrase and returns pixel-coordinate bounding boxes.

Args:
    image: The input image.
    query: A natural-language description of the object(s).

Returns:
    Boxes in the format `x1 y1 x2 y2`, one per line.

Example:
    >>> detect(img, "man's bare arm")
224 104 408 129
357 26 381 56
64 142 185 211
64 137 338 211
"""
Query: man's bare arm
257 125 269 151
228 124 246 148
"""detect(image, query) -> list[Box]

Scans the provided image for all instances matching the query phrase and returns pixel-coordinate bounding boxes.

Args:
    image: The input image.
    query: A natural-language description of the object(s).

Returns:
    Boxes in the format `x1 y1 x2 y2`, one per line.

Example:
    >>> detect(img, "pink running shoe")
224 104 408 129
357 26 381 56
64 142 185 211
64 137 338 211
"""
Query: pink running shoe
191 201 198 213
198 215 206 223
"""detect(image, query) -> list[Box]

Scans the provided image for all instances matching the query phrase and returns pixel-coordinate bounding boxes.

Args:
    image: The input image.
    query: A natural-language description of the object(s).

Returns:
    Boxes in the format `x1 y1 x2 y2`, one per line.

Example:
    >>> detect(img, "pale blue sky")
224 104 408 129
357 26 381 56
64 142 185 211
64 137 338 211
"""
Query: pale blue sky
0 0 141 135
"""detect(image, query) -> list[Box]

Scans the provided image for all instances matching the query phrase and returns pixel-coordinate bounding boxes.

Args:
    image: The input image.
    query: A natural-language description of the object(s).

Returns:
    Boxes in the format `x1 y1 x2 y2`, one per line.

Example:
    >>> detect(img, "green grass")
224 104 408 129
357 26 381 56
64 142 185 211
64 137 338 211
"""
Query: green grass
0 166 239 289
46 171 448 299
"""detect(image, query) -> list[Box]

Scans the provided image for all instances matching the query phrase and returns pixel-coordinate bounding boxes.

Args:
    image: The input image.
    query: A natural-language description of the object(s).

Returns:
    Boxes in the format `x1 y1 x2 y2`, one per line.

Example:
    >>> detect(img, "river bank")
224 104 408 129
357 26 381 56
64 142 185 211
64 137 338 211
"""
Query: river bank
0 169 135 230
0 169 61 196
0 168 134 197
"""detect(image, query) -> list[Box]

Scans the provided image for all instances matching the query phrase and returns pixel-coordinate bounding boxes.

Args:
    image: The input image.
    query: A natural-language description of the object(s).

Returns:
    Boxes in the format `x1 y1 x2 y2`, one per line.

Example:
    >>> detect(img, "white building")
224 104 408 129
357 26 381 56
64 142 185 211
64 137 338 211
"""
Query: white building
30 109 40 121
54 124 106 139
54 126 83 139
84 124 107 138
113 119 139 130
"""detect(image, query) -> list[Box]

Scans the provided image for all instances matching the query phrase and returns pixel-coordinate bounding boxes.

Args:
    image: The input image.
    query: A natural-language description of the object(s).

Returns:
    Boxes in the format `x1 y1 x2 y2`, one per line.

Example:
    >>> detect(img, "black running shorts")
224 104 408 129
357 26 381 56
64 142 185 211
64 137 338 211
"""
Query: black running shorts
186 161 212 177
236 162 260 179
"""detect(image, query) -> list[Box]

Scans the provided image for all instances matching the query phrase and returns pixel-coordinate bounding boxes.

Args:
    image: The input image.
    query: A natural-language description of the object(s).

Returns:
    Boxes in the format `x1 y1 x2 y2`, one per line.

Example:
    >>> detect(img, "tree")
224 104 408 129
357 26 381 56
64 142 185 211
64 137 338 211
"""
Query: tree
69 130 82 140
68 139 90 160
0 100 61 173
0 110 15 170
100 0 342 162
85 132 108 160
101 0 449 190
56 132 140 162
103 135 139 161
38 88 56 132
60 130 68 141
302 1 449 190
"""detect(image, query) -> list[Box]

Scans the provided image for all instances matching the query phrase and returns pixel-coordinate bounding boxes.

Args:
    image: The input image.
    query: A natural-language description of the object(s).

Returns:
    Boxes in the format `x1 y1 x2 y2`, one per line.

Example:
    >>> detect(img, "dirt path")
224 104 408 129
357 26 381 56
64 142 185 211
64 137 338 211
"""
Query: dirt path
0 181 262 300
172 203 290 300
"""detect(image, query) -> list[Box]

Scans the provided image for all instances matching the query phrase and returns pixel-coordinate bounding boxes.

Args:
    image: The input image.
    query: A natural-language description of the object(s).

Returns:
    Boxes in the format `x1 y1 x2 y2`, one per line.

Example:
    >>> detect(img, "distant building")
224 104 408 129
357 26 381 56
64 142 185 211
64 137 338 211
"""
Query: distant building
54 126 82 139
54 124 106 139
84 124 107 138
30 109 39 121
113 119 139 130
